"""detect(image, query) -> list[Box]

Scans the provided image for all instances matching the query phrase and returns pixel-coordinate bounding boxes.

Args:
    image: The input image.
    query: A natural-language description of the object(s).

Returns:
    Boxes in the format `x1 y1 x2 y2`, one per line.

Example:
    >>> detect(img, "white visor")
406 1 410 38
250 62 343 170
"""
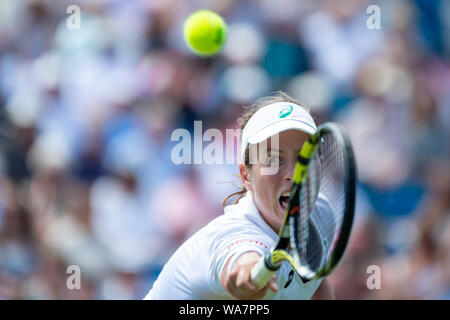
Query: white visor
240 101 317 162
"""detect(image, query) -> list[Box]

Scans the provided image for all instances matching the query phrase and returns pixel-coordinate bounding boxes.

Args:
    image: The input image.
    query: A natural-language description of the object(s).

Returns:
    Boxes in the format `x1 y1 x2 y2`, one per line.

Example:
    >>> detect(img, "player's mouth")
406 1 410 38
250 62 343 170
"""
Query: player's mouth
279 191 290 210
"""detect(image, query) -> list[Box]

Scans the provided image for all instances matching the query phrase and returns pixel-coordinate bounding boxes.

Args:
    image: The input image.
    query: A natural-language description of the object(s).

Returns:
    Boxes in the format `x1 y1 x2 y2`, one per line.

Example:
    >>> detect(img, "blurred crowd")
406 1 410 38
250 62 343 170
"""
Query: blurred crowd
0 0 449 299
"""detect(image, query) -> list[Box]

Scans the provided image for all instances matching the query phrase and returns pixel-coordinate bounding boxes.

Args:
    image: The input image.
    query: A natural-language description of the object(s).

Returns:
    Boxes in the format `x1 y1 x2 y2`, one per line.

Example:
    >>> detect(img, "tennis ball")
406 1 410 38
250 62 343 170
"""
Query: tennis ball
183 10 227 56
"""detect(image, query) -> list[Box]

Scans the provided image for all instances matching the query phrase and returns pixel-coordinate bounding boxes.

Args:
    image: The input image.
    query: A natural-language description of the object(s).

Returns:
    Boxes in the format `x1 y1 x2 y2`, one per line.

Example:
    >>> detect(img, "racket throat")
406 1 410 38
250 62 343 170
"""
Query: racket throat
264 250 282 271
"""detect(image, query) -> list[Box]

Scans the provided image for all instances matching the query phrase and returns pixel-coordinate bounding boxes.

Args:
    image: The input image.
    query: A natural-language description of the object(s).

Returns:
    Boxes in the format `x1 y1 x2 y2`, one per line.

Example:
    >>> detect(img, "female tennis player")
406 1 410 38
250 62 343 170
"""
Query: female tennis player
144 92 335 300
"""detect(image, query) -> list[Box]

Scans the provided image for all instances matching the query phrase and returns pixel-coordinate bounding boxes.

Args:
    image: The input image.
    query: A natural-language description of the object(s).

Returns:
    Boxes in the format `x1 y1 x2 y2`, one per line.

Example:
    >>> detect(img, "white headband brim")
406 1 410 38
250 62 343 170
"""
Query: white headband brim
240 102 317 162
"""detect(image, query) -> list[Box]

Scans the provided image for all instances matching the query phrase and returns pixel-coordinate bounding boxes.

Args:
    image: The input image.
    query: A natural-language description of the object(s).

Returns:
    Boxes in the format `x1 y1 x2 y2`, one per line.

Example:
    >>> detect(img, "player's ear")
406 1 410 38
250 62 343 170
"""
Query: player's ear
239 163 252 191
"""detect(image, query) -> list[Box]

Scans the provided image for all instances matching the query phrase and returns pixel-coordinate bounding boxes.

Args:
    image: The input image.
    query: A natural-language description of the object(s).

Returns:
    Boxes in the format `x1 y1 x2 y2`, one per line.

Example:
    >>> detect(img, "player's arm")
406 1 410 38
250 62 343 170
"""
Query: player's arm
220 251 278 300
311 278 335 300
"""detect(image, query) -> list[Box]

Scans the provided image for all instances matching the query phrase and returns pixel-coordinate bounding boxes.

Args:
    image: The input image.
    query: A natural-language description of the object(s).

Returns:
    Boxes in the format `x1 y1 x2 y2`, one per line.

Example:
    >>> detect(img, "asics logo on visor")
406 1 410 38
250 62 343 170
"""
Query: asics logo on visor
279 105 294 118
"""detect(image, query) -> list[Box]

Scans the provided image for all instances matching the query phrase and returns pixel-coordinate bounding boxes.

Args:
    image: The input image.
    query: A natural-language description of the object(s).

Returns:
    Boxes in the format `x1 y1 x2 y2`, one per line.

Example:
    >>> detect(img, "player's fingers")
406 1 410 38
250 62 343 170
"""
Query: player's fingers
235 267 266 298
224 269 239 293
267 275 278 292
235 267 255 291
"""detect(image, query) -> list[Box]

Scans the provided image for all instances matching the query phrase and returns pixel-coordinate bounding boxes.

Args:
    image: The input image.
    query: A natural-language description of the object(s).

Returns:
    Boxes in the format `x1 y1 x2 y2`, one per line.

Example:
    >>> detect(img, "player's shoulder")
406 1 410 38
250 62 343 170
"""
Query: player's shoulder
199 200 270 244
203 209 263 239
212 199 268 232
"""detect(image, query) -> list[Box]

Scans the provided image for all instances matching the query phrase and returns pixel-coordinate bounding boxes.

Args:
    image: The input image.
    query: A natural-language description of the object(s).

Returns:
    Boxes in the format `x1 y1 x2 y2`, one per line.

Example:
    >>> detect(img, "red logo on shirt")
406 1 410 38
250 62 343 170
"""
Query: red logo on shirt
227 239 268 250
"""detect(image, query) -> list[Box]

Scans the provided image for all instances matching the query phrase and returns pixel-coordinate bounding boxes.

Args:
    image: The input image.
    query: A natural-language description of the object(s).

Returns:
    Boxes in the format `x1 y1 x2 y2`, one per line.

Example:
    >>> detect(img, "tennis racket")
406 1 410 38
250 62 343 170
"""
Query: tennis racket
250 122 357 288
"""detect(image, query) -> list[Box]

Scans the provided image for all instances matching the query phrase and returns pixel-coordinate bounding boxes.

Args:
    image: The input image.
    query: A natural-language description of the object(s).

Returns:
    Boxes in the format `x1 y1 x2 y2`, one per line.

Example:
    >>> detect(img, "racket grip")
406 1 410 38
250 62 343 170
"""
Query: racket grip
250 255 276 289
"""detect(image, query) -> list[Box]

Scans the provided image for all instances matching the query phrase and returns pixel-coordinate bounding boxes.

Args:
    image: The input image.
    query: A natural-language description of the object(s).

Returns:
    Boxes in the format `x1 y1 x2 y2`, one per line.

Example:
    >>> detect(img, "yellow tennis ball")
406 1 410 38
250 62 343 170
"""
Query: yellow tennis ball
183 10 227 56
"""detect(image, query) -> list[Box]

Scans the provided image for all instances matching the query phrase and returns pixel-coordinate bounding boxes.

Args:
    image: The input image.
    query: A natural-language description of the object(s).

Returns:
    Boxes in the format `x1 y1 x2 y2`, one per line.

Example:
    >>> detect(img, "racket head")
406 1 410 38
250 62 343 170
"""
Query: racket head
290 122 357 280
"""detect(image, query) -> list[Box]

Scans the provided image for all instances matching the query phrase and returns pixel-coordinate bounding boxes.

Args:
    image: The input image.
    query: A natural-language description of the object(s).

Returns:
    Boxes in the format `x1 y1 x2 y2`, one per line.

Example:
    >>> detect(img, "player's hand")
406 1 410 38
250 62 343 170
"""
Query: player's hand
222 252 278 300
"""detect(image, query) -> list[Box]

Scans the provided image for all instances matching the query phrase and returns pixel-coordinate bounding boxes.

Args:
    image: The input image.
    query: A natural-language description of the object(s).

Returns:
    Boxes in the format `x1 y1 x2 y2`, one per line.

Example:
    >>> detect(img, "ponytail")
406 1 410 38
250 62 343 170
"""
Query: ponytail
222 187 247 208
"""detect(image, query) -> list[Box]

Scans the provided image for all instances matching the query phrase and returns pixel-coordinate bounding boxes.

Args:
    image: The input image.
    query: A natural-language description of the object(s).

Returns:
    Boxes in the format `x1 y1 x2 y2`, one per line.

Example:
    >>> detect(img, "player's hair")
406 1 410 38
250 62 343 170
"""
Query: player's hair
222 91 310 208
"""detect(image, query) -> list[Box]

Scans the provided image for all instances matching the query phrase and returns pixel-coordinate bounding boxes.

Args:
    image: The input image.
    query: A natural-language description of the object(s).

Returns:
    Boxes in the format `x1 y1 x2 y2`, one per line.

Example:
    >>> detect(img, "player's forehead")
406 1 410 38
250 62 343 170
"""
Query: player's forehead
259 130 310 153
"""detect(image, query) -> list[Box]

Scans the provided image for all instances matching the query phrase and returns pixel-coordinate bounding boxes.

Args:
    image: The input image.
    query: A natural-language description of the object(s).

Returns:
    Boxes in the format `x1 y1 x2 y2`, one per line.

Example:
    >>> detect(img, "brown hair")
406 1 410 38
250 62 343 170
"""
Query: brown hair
221 91 310 207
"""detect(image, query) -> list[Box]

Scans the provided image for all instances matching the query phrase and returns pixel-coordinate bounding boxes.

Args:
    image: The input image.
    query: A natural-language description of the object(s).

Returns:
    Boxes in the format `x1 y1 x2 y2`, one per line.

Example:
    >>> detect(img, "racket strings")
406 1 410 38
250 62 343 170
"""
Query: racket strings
297 151 321 270
298 132 347 274
318 134 346 260
319 133 346 261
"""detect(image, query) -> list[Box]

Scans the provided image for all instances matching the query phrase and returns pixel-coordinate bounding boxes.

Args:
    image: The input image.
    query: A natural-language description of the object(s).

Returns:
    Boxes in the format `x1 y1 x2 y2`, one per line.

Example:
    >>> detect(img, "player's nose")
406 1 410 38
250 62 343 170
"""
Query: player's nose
284 158 296 181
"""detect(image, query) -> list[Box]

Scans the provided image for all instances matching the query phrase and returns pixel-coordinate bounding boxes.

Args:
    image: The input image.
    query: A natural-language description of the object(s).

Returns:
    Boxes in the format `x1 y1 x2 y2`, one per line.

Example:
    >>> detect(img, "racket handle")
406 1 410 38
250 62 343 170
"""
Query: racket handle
250 255 276 289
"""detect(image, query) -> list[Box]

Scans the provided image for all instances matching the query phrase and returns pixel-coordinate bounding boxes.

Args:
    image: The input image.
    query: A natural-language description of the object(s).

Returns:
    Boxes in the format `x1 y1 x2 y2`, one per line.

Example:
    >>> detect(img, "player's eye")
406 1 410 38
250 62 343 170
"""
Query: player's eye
261 156 281 167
